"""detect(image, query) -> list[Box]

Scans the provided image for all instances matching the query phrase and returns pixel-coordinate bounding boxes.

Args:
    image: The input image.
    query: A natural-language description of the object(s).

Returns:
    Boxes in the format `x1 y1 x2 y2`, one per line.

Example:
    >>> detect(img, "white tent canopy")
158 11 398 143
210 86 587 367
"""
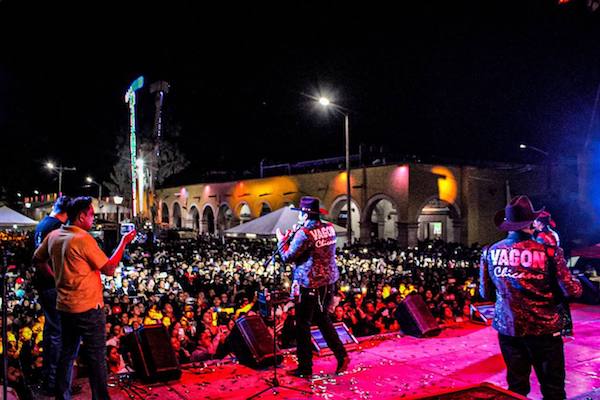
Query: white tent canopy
0 206 38 227
225 205 346 239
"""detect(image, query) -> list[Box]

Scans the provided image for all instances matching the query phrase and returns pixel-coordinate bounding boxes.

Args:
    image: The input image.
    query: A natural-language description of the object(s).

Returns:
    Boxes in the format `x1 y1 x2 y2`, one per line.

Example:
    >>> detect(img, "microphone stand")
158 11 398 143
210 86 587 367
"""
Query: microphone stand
246 225 309 399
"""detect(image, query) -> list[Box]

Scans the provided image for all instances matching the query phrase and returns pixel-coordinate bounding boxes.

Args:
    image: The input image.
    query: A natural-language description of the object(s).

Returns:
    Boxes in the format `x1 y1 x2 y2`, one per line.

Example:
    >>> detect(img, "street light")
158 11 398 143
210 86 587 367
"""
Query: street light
113 195 124 223
519 143 549 157
86 177 103 203
317 95 353 245
519 143 551 192
125 76 145 218
136 158 145 217
46 162 76 196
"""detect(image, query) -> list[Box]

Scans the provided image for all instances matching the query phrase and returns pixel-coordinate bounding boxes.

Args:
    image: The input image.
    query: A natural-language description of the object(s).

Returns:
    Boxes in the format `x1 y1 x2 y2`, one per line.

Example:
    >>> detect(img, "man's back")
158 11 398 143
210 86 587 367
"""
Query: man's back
281 219 339 288
33 215 63 290
480 231 582 336
34 215 63 247
37 225 108 313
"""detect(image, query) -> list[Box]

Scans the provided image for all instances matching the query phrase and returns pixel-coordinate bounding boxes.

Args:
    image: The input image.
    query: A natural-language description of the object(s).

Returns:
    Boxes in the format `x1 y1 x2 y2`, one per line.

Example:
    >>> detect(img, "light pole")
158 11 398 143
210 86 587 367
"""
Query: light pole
46 162 76 196
113 195 124 223
125 76 144 219
86 177 103 202
519 143 551 193
136 158 145 218
318 96 353 245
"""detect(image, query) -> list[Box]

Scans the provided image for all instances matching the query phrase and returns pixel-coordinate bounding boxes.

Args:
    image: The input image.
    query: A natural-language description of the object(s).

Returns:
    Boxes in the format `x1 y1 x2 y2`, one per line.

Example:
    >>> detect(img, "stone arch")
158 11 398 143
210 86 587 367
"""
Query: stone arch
161 202 170 224
237 202 252 223
362 194 400 241
329 195 361 242
202 204 216 235
189 205 200 231
172 202 182 228
217 203 236 233
259 201 272 216
416 197 462 242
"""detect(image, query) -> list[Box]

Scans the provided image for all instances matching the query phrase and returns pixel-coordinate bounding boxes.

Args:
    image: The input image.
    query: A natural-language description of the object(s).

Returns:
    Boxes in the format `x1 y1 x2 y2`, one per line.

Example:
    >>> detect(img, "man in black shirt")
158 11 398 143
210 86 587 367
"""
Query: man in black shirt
33 196 70 395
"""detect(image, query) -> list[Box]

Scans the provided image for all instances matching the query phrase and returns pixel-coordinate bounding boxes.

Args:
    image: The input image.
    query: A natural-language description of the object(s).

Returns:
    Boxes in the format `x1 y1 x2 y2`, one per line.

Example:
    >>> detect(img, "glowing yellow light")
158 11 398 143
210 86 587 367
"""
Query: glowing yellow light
430 166 457 204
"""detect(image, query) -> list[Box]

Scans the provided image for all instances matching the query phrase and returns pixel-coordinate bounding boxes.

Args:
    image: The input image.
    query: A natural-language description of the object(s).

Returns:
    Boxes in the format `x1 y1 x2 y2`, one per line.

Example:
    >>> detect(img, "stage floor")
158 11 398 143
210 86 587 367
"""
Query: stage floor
68 304 599 400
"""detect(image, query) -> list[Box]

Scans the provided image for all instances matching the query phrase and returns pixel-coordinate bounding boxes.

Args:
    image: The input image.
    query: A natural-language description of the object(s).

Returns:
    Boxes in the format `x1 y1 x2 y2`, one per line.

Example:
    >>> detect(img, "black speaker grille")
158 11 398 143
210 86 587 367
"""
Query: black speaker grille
395 294 441 338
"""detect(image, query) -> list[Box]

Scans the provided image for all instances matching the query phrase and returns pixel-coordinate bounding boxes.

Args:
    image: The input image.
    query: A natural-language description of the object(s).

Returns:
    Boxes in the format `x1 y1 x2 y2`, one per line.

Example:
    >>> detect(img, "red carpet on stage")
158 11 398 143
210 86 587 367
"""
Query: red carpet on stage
64 303 599 400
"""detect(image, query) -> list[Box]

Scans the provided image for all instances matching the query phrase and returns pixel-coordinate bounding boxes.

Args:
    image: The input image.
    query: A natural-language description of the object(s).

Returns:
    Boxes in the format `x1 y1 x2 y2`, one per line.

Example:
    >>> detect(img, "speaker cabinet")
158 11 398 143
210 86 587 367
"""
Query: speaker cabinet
123 325 181 382
395 294 441 338
227 314 283 368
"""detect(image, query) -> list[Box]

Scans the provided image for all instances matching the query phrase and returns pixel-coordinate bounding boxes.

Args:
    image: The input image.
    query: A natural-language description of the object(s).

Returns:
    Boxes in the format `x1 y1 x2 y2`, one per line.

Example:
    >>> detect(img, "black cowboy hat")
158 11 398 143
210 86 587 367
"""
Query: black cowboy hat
494 195 544 231
291 196 328 216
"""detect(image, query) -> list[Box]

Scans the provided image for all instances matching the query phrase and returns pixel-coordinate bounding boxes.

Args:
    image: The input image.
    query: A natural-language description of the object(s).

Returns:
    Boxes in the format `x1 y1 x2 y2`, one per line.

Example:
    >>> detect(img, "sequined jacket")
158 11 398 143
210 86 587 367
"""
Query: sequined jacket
279 219 339 288
535 228 560 247
480 231 582 336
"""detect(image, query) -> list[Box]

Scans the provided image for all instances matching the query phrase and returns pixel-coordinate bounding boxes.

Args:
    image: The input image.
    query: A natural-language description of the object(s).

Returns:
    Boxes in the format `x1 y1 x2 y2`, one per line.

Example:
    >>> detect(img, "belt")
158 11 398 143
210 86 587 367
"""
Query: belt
299 284 330 311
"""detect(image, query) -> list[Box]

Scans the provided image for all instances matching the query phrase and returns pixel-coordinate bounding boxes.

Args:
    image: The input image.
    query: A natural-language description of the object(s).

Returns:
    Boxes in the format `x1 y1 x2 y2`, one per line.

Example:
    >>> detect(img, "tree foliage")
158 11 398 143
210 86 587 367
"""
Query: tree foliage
104 129 189 199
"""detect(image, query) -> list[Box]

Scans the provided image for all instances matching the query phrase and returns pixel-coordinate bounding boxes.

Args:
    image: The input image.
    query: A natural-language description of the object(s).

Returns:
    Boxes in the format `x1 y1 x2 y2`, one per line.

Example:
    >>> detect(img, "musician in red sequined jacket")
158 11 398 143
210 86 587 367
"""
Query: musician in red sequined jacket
481 195 582 399
480 231 582 336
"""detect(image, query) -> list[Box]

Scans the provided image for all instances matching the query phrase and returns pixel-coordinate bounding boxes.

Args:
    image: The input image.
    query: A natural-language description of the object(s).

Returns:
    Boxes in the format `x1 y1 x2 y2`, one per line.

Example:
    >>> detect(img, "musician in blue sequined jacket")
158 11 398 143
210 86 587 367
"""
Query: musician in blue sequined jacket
279 218 339 289
276 197 348 377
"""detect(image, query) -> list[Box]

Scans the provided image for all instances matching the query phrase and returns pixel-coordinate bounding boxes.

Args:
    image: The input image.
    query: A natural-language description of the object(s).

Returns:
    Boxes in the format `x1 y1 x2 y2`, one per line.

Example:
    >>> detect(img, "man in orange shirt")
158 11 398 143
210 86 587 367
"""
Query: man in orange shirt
33 197 136 400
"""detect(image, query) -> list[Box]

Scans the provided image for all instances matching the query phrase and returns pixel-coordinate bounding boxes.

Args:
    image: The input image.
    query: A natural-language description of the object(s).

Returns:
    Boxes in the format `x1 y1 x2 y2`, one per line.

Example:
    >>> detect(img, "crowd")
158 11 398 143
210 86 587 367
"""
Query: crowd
0 231 482 398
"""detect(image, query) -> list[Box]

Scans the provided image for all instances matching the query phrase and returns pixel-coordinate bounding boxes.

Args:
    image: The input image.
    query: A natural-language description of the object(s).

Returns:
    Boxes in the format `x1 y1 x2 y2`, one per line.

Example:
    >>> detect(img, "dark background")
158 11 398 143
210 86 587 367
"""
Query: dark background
1 1 599 197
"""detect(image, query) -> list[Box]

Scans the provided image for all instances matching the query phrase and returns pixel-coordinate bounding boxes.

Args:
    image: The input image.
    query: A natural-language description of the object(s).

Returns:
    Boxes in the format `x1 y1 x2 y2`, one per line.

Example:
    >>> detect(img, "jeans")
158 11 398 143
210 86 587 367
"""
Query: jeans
39 288 61 389
56 307 109 400
498 333 566 400
296 284 347 372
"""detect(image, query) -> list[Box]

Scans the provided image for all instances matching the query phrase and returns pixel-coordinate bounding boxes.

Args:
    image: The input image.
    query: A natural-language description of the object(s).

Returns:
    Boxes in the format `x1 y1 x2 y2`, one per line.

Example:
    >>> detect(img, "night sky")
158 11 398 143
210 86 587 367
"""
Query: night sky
1 2 599 198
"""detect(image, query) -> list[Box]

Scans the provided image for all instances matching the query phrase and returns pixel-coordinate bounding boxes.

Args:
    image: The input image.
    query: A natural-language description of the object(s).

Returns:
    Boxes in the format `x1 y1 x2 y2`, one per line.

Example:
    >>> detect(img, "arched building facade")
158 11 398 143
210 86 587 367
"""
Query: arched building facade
156 163 519 246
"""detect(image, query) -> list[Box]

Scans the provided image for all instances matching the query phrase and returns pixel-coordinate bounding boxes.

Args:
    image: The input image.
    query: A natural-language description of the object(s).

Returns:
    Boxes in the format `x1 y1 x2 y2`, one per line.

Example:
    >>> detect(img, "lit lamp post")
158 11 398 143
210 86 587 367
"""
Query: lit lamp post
519 143 551 193
86 176 103 203
136 159 145 218
125 76 144 219
46 162 76 196
113 195 124 223
317 96 353 245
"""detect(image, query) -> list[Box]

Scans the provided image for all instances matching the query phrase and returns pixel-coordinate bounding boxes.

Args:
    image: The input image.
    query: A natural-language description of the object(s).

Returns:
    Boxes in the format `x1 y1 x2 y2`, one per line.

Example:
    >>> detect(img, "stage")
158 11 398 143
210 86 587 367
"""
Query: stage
62 304 600 399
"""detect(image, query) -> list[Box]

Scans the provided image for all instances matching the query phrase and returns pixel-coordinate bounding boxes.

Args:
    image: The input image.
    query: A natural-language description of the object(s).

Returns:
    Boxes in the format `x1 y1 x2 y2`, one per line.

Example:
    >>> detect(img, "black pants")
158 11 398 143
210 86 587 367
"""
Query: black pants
498 333 566 400
39 288 61 390
57 307 109 400
296 284 347 372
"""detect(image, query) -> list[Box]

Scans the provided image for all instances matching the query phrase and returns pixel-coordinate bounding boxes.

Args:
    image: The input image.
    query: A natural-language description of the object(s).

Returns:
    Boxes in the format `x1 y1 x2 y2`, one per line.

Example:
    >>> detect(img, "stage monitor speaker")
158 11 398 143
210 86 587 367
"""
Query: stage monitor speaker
470 302 496 325
123 325 181 382
395 294 441 338
227 314 283 368
310 322 359 356
412 382 527 399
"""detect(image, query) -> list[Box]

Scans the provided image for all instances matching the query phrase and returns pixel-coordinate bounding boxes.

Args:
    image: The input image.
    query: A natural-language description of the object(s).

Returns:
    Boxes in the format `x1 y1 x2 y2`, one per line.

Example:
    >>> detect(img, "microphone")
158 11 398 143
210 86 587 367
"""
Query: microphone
281 222 303 244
